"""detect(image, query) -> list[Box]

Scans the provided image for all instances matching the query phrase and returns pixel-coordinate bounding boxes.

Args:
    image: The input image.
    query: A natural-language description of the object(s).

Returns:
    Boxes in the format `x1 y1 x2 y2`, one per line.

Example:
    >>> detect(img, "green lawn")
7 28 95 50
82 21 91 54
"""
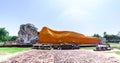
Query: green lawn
109 43 120 50
115 51 120 55
0 47 31 54
0 43 119 55
0 42 4 45
80 43 120 50
0 42 31 55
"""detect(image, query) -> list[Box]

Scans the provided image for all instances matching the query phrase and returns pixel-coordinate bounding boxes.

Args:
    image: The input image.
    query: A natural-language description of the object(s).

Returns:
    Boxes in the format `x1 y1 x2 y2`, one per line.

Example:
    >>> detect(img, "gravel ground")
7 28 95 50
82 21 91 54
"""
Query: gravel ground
1 49 120 63
0 50 30 63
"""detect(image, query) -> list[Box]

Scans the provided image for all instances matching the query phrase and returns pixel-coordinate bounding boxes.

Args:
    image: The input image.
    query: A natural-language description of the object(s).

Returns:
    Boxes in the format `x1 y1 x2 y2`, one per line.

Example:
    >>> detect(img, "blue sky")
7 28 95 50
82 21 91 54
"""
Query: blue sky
0 0 120 36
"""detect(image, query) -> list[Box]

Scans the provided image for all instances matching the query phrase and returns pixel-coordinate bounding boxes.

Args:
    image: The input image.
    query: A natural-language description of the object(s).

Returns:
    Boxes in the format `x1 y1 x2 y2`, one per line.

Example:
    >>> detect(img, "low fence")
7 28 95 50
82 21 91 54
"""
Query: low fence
0 41 32 47
0 44 32 47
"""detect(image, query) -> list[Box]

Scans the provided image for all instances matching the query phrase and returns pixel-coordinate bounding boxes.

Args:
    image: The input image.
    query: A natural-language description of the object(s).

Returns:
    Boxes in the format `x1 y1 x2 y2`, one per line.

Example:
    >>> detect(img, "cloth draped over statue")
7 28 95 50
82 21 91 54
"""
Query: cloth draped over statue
39 27 100 44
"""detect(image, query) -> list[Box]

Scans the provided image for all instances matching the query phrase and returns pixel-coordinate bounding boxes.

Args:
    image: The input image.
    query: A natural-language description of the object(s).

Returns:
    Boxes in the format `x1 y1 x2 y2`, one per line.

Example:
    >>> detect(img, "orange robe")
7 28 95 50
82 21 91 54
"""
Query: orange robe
39 27 100 44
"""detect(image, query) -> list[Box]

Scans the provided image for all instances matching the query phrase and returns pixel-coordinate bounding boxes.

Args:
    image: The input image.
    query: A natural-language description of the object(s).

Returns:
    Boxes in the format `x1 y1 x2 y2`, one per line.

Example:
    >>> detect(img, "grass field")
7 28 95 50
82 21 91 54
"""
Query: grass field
0 42 4 45
0 43 119 55
107 43 120 55
0 42 31 55
109 43 120 50
80 43 120 55
0 47 31 55
115 51 120 55
81 43 120 50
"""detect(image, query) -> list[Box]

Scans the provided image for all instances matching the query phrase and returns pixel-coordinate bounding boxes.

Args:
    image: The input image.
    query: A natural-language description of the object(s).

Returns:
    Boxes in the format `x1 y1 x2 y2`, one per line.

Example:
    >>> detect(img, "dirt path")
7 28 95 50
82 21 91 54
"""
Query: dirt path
1 49 120 63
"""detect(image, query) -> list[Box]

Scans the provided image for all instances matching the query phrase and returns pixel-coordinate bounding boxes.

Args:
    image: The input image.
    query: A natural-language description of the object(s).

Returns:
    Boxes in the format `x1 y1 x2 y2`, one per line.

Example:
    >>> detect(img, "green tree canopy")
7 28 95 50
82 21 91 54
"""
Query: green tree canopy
0 28 9 41
8 36 18 41
103 32 120 43
93 34 101 38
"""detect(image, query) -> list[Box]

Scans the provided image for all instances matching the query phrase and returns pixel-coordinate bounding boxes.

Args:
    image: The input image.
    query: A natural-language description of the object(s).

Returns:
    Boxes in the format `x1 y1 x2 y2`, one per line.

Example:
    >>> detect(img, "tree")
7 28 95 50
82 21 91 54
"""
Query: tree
103 32 107 36
0 28 9 41
8 36 18 41
93 34 101 38
103 32 120 43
